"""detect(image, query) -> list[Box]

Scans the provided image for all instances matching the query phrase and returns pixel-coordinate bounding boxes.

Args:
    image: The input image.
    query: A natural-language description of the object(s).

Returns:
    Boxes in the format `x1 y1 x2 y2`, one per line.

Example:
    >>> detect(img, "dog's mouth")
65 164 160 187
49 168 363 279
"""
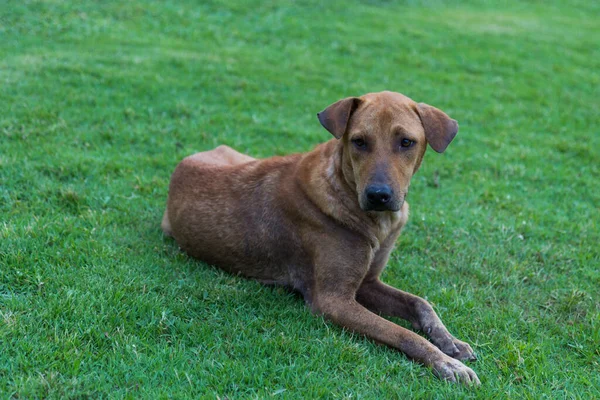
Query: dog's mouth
361 205 400 212
361 202 402 212
359 196 403 212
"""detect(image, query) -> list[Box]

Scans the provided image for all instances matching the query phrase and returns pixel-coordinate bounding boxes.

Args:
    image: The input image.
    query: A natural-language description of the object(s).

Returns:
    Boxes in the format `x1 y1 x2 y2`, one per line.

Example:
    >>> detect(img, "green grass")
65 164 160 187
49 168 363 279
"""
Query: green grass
1 0 599 398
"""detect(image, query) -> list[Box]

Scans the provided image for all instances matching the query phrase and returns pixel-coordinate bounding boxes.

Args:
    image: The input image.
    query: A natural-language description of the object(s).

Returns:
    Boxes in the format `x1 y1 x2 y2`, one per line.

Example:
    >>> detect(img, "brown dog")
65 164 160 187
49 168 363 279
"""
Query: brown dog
162 91 480 384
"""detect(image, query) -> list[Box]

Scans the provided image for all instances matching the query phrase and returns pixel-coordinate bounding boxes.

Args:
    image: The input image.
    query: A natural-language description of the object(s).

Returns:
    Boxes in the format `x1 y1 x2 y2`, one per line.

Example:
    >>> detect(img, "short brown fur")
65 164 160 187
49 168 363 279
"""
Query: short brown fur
162 91 479 384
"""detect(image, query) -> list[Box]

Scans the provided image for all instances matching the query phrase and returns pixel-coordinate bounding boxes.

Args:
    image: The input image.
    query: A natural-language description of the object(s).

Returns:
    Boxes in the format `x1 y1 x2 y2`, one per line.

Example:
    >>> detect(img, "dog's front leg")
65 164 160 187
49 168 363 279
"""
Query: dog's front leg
356 279 477 362
311 293 480 385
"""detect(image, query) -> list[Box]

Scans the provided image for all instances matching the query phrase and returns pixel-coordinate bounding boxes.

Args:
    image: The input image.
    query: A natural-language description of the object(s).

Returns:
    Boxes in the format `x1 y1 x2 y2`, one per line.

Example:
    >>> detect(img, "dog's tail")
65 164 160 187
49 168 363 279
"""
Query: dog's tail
161 208 173 237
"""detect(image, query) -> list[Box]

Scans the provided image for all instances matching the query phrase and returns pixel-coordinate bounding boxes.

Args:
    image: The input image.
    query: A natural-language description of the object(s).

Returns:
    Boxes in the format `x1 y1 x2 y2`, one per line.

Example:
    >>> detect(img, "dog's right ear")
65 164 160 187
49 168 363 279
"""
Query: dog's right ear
317 97 362 139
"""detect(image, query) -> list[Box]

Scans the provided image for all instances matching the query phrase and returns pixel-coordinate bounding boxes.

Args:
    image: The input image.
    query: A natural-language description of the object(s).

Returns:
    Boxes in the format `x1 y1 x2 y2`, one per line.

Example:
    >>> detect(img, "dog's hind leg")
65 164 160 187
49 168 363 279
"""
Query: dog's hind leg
184 145 256 167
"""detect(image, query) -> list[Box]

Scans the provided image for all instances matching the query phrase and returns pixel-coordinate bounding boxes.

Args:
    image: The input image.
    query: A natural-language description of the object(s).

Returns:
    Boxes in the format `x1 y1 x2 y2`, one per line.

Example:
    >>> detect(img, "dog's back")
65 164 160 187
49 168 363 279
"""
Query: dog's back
164 146 314 285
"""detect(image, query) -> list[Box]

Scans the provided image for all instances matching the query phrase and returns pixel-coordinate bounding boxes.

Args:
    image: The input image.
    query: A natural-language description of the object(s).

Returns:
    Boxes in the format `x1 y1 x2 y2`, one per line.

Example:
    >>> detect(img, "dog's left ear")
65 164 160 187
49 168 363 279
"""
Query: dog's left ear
416 103 458 153
317 97 362 139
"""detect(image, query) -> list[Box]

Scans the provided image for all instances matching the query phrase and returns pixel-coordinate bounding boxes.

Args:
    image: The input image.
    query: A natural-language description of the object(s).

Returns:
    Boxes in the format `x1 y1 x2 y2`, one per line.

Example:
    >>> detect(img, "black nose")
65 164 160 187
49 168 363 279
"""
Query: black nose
365 184 392 206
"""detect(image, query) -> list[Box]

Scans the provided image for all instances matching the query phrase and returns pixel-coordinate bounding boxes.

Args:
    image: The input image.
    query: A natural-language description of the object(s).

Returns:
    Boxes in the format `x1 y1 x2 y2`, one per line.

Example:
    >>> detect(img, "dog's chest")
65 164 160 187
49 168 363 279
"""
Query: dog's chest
371 202 409 246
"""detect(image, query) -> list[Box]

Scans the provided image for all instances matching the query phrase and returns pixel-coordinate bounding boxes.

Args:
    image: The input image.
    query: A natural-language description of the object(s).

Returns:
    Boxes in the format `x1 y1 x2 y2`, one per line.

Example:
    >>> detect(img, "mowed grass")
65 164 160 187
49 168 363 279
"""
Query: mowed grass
1 0 599 397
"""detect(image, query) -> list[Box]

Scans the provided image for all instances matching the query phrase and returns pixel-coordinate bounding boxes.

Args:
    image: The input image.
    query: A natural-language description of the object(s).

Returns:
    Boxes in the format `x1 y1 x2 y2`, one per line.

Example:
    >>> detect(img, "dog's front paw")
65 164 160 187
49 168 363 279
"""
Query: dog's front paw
447 337 477 361
430 330 477 361
432 356 480 386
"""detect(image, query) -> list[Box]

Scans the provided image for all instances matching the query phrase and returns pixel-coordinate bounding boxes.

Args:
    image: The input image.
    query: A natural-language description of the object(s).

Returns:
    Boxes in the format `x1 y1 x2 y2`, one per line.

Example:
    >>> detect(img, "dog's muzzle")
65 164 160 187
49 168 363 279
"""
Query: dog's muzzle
362 184 401 212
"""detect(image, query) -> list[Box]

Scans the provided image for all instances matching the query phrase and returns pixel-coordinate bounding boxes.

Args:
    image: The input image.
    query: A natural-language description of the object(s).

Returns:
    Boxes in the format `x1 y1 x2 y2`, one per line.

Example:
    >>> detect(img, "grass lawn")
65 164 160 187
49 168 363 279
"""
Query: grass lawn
1 0 599 397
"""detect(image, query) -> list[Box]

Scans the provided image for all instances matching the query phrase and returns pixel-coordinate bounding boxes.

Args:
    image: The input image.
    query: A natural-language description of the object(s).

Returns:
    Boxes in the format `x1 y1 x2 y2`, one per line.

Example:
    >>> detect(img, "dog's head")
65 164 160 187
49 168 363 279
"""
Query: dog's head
318 91 458 212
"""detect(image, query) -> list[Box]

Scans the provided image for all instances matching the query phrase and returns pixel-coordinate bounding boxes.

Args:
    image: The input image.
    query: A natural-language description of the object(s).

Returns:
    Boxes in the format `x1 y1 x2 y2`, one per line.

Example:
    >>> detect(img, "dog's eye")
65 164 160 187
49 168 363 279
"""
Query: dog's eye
352 138 367 149
400 138 414 148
